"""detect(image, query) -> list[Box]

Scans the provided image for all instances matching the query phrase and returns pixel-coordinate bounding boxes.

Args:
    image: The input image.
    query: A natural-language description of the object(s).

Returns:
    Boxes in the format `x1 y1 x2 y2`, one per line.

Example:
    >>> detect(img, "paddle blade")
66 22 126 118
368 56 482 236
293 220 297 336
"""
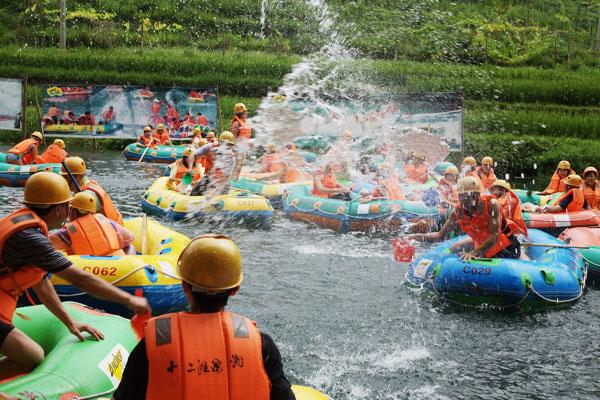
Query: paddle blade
181 171 193 185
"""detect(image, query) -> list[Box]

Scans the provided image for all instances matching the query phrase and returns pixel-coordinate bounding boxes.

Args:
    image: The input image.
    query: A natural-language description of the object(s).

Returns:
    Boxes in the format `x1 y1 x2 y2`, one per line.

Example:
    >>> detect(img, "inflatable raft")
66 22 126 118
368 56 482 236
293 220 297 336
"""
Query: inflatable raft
0 302 137 399
514 189 561 206
405 229 586 311
21 217 190 317
230 178 312 208
559 227 600 284
44 122 123 135
522 209 600 235
283 184 441 234
122 143 188 163
0 152 61 187
142 177 273 228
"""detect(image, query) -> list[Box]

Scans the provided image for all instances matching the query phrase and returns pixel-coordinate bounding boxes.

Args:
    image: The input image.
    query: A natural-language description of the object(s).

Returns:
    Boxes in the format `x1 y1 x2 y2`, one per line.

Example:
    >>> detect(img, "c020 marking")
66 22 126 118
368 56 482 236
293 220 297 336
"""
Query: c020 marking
462 266 491 275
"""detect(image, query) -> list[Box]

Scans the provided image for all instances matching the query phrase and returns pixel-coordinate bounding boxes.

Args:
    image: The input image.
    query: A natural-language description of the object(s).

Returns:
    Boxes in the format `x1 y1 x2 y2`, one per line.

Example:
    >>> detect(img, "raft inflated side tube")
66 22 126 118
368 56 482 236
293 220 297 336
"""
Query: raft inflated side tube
44 123 123 134
0 153 62 187
559 227 600 284
230 178 312 208
513 189 562 206
405 229 586 311
292 385 331 400
522 209 600 236
0 302 137 398
122 143 188 164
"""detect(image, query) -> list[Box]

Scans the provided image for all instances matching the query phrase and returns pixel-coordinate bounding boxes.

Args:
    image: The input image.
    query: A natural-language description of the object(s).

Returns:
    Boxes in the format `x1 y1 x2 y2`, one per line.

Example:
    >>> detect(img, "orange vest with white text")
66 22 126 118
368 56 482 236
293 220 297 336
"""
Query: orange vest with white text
0 209 48 323
454 194 512 258
39 144 67 164
583 182 600 210
544 169 575 194
477 167 497 191
230 116 252 139
311 171 338 198
497 190 528 237
82 180 124 225
552 187 585 212
145 311 271 400
64 213 124 256
9 138 38 165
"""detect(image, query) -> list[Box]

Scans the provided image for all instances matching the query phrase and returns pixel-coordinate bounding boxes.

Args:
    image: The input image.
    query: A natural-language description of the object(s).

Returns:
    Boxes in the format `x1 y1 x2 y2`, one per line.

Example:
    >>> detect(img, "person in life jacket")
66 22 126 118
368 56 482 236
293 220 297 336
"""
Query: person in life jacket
372 167 405 200
435 165 459 206
168 147 203 193
77 110 95 126
60 110 77 125
409 176 521 261
404 152 429 184
191 131 242 196
257 144 286 174
49 192 135 256
150 99 161 114
113 235 296 400
101 106 115 125
37 138 67 164
312 163 352 201
206 131 217 144
542 160 576 195
196 112 209 126
490 179 528 238
6 131 44 165
138 126 158 148
61 156 124 225
582 167 600 210
230 103 253 140
166 105 179 122
477 156 497 190
153 124 172 146
461 156 478 178
0 172 151 380
540 174 587 213
46 105 59 124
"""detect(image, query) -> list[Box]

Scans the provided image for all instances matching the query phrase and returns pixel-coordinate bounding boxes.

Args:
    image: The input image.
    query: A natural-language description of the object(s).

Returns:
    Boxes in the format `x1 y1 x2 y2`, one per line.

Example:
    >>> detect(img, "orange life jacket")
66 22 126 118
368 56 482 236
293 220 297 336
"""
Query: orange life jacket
261 153 285 173
173 159 202 184
145 311 271 400
38 144 67 164
9 138 39 165
552 188 585 212
497 190 528 237
64 213 124 256
47 106 59 117
404 162 429 184
544 169 575 194
477 167 497 190
438 178 458 206
102 109 114 121
167 107 179 121
139 135 157 148
582 182 600 210
0 208 48 323
151 102 161 114
230 116 252 139
82 180 124 225
380 177 405 200
311 171 338 198
78 114 95 126
153 130 169 145
454 194 512 258
197 115 209 126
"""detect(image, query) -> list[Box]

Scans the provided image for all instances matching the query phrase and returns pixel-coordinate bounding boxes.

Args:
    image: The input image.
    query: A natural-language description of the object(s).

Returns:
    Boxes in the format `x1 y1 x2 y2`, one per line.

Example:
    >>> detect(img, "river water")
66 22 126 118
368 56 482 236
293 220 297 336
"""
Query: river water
1 146 599 400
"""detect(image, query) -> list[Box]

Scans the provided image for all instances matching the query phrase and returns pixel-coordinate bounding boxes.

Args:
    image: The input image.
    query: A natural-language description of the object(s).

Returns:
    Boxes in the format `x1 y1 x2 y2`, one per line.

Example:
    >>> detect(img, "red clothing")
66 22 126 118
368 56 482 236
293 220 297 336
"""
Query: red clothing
196 115 209 126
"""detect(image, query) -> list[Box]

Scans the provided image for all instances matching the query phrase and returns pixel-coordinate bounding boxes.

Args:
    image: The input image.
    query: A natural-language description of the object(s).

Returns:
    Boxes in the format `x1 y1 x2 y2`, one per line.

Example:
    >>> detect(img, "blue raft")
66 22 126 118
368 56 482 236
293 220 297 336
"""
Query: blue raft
405 229 586 310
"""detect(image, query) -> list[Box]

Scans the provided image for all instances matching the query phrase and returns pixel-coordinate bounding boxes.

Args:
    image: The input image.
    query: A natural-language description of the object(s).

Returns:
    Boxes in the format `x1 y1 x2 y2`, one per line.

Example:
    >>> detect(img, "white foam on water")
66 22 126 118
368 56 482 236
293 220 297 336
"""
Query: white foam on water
374 347 432 372
292 243 391 259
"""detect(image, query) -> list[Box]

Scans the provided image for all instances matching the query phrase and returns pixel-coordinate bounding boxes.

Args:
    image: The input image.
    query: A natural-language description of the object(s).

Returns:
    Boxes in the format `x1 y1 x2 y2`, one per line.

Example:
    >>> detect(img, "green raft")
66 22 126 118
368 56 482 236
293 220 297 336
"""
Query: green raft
122 143 188 164
513 189 561 206
0 302 137 399
0 152 62 187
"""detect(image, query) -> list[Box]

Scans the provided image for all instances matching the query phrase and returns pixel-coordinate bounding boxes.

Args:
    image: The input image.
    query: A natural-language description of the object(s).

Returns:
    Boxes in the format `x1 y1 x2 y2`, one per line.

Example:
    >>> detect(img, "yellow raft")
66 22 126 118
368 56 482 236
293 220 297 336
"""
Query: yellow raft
141 176 274 228
29 217 191 317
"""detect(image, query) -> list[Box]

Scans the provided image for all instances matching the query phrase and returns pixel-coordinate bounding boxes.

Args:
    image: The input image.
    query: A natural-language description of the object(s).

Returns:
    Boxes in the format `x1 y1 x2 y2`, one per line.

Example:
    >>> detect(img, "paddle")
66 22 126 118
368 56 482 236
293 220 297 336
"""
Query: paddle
181 171 193 186
138 145 151 163
521 242 590 249
61 160 82 192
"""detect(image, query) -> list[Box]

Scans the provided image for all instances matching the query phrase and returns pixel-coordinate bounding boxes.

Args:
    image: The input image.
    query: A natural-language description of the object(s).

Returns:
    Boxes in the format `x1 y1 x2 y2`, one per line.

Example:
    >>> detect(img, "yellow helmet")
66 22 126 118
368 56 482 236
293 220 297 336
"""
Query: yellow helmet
565 174 582 188
219 131 235 144
444 166 459 175
457 176 482 194
193 127 201 134
53 139 66 149
491 179 511 191
177 234 243 292
61 156 87 175
462 156 477 167
183 147 194 157
234 103 248 113
31 131 43 141
143 126 152 132
197 138 208 147
157 123 165 130
70 192 97 213
557 160 571 170
207 131 216 139
24 172 73 205
583 167 598 177
481 156 494 165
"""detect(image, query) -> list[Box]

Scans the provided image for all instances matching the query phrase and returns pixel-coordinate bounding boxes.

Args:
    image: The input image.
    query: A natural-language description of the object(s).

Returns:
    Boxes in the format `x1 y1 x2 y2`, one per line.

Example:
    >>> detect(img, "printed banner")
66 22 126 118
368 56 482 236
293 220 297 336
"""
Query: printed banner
0 79 23 131
42 84 218 139
254 91 463 151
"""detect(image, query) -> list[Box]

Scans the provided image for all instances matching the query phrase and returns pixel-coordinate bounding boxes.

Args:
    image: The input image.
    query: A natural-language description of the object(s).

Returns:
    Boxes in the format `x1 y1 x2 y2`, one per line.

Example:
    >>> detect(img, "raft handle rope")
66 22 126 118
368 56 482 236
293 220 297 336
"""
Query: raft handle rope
58 264 182 298
286 199 440 218
527 264 587 304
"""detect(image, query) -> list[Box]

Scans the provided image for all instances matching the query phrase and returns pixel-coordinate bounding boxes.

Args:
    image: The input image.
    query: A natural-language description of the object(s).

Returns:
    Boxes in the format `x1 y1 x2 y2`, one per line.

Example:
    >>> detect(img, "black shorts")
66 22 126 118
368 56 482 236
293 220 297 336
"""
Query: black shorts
495 235 521 259
0 319 15 348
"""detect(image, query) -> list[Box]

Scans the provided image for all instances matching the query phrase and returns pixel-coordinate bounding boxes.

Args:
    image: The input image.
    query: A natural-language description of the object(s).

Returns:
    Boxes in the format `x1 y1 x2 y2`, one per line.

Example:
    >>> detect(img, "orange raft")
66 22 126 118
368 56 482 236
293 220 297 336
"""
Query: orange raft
523 209 600 235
